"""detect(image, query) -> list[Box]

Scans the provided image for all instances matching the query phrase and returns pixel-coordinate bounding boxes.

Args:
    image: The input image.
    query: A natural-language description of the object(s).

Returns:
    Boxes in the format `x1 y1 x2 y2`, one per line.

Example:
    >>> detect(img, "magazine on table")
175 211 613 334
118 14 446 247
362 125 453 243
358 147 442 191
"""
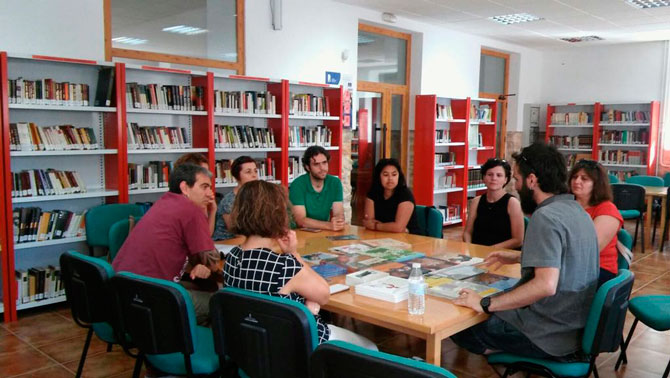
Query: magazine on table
430 253 484 266
330 243 372 254
361 238 412 250
358 247 425 262
302 252 340 265
464 272 519 291
428 279 500 300
430 265 487 280
345 269 389 286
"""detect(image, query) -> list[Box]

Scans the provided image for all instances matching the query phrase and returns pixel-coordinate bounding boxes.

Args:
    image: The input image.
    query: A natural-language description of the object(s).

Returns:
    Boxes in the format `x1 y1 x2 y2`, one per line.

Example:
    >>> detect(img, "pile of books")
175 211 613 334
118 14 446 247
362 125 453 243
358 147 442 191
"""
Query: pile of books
128 161 172 190
599 150 645 165
15 266 65 305
9 123 98 151
13 207 86 243
214 124 276 149
550 135 593 148
12 169 86 198
467 169 485 190
470 104 492 121
435 152 456 166
127 123 191 150
289 93 331 116
8 77 89 106
600 129 648 144
214 90 277 115
435 129 451 143
125 83 205 111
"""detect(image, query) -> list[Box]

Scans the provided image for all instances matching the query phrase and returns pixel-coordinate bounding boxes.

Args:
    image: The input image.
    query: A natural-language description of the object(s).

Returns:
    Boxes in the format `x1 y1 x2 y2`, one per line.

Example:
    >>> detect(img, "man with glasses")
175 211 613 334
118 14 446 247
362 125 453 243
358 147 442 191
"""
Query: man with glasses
452 142 599 361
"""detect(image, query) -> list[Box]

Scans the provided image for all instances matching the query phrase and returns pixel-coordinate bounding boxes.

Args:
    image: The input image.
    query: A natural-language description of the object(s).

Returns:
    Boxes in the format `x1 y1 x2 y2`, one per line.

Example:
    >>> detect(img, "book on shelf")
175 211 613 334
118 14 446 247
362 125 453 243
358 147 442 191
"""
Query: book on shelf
566 153 593 168
468 124 479 147
11 169 87 197
15 265 65 305
8 77 89 106
599 129 648 145
214 90 276 114
435 129 451 143
550 112 592 125
345 269 389 286
289 156 306 181
436 104 453 120
601 109 650 123
436 172 457 189
470 104 492 122
354 276 409 303
9 123 98 151
12 207 86 243
289 93 331 116
467 169 484 190
128 161 172 190
93 67 115 107
438 205 461 222
435 152 456 166
550 135 593 149
214 124 276 149
289 125 332 147
127 123 191 150
125 83 204 111
599 150 645 165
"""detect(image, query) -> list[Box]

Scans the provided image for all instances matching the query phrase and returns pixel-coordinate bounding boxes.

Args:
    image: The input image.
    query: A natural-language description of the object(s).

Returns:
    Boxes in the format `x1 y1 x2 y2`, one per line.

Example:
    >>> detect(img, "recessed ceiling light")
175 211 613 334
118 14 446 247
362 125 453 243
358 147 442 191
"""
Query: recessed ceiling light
625 0 670 9
488 13 543 25
560 35 604 43
162 25 208 35
112 37 148 45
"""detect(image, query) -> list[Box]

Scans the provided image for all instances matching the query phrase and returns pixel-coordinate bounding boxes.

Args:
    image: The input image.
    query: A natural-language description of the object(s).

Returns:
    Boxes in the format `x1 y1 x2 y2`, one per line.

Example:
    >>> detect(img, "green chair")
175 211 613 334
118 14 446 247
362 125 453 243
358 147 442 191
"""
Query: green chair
86 204 142 259
111 272 219 378
524 216 529 231
487 269 634 378
311 340 456 378
664 172 670 187
615 294 670 377
608 174 620 184
414 205 444 238
617 229 633 270
626 175 664 187
108 215 142 262
612 183 647 253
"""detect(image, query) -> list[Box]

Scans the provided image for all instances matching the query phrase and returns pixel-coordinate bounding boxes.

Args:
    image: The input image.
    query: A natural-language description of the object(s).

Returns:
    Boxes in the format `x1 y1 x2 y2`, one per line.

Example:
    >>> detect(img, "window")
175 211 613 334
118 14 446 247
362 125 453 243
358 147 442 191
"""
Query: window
104 0 244 72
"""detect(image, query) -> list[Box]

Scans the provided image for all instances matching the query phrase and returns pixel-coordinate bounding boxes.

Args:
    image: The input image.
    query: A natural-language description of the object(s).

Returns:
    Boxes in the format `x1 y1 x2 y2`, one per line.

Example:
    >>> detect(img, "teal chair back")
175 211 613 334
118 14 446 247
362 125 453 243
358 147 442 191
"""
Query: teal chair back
414 205 443 238
609 174 620 184
617 229 633 270
523 216 529 231
108 215 142 262
626 175 664 187
311 340 456 378
664 172 670 187
86 204 143 249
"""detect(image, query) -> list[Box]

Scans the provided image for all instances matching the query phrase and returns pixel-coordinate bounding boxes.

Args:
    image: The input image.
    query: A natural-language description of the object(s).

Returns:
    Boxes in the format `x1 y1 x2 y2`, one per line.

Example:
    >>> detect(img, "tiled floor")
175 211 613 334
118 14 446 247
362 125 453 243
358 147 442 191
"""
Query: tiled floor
2 220 670 377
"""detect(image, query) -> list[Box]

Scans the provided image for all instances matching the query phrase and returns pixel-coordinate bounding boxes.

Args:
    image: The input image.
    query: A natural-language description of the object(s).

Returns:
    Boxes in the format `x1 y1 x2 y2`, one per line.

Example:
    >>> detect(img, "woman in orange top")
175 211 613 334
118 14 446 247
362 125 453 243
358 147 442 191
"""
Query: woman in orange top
569 159 623 287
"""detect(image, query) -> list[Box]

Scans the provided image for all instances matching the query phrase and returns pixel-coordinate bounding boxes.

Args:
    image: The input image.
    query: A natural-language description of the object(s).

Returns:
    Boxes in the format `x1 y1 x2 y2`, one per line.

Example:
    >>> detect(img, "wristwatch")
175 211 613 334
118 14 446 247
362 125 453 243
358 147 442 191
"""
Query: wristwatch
480 296 492 314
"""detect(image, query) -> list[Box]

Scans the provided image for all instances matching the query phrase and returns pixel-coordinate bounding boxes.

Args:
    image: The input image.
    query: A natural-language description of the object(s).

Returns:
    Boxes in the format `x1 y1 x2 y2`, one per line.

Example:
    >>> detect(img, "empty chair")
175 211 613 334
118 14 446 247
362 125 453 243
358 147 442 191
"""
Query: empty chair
664 172 670 187
209 287 319 378
487 269 634 378
310 340 456 378
108 215 142 262
86 204 142 259
612 183 647 253
608 174 620 184
111 272 219 378
414 205 444 238
626 175 664 187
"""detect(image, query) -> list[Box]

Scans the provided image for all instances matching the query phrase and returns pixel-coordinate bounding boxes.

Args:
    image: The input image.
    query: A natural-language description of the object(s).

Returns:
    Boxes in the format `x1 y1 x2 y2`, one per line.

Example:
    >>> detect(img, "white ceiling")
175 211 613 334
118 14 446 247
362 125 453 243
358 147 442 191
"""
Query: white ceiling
335 0 670 49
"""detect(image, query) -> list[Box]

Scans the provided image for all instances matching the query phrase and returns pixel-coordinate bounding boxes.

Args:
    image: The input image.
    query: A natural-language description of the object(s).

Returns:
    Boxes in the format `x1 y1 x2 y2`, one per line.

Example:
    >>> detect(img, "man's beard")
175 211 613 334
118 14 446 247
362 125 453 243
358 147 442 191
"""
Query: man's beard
519 182 538 215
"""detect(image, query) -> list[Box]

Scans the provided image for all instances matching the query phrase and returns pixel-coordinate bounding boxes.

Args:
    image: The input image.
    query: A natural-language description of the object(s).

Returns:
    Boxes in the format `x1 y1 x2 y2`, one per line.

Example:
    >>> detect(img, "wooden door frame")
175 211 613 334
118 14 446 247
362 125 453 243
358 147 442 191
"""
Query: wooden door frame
357 23 411 173
480 48 509 158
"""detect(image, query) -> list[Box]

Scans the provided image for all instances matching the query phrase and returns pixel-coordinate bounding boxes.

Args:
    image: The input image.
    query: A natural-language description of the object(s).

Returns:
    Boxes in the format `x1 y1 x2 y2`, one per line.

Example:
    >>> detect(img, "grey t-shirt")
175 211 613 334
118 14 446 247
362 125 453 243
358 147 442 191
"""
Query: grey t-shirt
496 194 599 357
212 191 236 240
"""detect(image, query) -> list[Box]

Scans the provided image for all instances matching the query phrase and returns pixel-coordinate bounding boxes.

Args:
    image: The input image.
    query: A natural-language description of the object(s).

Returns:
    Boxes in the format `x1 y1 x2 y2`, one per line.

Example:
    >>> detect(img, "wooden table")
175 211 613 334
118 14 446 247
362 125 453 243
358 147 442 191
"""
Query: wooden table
644 186 668 251
217 225 520 366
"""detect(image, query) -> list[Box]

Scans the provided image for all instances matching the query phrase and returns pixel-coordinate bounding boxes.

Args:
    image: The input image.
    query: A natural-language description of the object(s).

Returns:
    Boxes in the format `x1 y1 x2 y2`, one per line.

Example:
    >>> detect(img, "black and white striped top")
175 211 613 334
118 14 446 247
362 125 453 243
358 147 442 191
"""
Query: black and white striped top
223 246 330 344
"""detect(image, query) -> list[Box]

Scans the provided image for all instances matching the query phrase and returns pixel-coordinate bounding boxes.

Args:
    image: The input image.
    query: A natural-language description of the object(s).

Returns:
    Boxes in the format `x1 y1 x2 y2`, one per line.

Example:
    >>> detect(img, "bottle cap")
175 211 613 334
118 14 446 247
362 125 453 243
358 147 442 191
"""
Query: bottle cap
412 263 421 268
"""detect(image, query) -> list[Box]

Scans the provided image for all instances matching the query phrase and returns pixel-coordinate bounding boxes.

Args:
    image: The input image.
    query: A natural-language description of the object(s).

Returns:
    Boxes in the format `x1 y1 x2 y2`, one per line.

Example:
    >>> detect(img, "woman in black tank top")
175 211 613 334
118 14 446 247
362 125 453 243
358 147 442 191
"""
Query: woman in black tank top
463 158 524 249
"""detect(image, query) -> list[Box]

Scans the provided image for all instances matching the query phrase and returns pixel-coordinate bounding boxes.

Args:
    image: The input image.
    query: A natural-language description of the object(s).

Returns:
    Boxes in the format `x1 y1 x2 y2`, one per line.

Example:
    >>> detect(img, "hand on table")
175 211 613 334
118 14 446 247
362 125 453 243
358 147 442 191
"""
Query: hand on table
330 215 345 231
453 288 483 313
484 250 520 271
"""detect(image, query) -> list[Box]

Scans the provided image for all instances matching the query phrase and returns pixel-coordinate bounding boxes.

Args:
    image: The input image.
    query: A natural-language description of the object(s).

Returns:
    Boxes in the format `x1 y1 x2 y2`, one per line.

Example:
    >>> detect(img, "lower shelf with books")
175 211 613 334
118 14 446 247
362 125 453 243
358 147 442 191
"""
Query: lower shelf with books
16 296 66 311
14 265 66 309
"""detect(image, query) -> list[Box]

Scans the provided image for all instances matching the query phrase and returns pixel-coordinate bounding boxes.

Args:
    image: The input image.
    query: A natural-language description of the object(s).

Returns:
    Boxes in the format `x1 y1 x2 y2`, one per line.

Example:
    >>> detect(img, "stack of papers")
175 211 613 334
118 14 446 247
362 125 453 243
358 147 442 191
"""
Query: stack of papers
355 276 409 303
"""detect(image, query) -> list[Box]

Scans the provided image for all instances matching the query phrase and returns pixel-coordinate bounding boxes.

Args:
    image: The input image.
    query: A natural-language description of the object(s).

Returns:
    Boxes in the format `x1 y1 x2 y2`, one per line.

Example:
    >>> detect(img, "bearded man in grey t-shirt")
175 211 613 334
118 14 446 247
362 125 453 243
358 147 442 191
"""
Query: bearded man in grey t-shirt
451 142 599 360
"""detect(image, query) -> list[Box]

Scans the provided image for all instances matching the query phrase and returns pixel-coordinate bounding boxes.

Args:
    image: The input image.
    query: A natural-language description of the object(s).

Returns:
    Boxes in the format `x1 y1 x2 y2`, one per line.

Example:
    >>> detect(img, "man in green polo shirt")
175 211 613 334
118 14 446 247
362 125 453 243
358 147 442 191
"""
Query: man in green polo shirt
289 146 345 231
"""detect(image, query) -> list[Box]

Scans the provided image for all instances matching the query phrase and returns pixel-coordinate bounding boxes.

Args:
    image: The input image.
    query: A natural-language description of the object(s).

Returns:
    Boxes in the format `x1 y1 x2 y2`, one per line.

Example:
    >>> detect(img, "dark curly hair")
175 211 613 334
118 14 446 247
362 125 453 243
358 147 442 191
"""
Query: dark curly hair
511 142 568 195
480 158 512 187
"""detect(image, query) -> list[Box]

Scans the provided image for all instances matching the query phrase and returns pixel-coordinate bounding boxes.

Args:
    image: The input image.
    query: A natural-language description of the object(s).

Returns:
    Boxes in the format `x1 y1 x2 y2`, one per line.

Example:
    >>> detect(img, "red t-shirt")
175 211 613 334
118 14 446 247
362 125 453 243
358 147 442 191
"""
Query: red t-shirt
584 201 623 274
112 192 215 282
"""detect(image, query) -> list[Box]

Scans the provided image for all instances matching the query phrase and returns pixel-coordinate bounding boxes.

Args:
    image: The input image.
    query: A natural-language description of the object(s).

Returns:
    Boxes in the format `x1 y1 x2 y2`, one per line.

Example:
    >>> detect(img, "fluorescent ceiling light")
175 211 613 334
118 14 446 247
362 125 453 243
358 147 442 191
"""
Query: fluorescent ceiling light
489 13 543 25
560 35 604 43
625 0 670 8
162 25 208 35
112 36 148 45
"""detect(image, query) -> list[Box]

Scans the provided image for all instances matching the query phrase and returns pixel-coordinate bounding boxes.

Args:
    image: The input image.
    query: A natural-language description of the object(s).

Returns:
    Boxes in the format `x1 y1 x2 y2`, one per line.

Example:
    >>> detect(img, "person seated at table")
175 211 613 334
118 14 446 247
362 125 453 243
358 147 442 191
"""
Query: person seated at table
289 146 345 231
363 158 420 234
452 142 599 362
212 156 258 240
175 152 217 236
113 163 221 325
569 159 623 287
463 158 524 249
225 180 377 350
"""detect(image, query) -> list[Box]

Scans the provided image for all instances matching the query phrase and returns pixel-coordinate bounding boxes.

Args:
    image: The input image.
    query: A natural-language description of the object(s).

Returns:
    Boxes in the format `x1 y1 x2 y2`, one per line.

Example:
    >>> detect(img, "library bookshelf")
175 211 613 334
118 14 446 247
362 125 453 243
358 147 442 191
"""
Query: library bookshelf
0 51 343 321
413 95 497 227
546 101 659 180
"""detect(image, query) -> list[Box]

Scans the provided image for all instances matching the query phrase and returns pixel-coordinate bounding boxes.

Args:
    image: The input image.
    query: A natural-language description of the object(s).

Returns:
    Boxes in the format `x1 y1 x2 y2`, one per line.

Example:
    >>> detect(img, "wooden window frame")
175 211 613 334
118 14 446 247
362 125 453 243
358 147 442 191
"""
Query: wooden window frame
479 48 509 158
104 0 245 74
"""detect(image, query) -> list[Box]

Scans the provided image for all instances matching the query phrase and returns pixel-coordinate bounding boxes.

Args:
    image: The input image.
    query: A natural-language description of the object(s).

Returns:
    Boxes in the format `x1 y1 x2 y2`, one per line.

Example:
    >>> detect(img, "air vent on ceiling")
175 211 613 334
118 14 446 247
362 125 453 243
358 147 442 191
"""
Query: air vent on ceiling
560 35 604 43
488 13 543 25
625 0 670 9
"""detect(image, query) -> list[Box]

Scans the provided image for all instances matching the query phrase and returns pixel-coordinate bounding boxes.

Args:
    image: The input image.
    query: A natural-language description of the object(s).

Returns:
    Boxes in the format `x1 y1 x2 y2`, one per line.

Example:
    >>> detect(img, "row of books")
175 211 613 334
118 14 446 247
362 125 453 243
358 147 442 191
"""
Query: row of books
289 93 331 116
470 104 492 121
601 109 650 123
599 130 648 145
435 129 451 143
15 266 65 305
128 161 172 190
440 204 462 222
599 150 645 165
467 169 485 190
469 131 484 148
11 169 86 198
214 158 276 184
125 83 205 111
551 112 593 125
9 123 99 151
289 126 333 147
550 135 593 148
289 156 306 181
566 153 591 169
436 172 457 189
8 78 90 106
214 124 277 149
13 207 86 243
127 123 191 150
608 170 634 181
436 104 453 120
435 152 457 166
213 90 277 115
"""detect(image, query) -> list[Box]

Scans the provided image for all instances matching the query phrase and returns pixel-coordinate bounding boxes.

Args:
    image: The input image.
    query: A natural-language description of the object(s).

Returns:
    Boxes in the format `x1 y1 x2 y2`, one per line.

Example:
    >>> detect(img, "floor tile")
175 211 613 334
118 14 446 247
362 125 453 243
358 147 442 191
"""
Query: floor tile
11 364 75 378
62 350 137 378
0 332 32 354
37 333 110 364
598 344 670 376
0 347 56 377
442 347 498 378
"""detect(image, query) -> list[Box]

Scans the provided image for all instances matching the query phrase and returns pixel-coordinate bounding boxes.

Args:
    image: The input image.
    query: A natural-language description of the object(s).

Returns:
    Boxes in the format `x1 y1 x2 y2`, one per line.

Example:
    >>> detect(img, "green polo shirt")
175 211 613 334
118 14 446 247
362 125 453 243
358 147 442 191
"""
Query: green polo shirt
289 174 343 222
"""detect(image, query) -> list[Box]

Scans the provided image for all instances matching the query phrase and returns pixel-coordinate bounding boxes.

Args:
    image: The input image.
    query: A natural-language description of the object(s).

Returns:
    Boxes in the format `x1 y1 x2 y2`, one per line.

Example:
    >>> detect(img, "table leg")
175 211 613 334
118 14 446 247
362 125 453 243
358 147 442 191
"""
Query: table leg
426 334 442 366
645 197 653 250
660 197 667 252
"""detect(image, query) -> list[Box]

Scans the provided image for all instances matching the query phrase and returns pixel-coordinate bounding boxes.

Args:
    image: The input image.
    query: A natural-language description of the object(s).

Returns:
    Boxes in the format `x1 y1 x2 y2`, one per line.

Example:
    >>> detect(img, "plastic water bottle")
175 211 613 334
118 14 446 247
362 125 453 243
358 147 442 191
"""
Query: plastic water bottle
408 263 425 315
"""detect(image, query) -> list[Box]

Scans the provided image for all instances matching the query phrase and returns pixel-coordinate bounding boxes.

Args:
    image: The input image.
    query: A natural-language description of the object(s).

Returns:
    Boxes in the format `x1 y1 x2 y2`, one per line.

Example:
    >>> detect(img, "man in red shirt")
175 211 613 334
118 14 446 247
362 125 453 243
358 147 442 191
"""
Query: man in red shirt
113 163 220 324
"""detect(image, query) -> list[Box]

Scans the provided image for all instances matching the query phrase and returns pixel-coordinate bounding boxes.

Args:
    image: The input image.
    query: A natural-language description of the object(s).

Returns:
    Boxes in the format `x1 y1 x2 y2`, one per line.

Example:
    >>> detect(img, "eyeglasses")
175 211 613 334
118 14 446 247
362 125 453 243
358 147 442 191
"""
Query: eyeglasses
518 153 535 174
490 158 508 164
